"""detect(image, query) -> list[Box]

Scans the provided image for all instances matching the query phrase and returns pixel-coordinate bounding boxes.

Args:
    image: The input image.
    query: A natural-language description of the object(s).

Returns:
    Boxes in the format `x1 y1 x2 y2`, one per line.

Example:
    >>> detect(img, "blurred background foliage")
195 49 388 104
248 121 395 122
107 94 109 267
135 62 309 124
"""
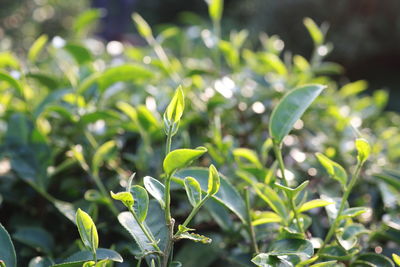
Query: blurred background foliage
1 0 400 110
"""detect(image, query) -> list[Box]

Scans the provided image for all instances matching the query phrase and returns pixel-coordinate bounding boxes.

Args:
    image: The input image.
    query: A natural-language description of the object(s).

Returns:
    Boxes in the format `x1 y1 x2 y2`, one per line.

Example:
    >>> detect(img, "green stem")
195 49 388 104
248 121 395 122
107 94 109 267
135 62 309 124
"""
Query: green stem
92 173 119 216
273 142 304 234
179 196 210 231
212 20 221 73
163 125 174 267
245 188 259 254
317 162 363 255
128 206 162 253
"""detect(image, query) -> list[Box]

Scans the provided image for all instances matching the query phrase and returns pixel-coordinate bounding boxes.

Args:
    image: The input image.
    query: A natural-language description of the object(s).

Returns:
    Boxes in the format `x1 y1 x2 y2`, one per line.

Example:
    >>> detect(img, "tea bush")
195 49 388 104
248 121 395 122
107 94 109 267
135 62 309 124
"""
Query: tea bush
0 0 399 266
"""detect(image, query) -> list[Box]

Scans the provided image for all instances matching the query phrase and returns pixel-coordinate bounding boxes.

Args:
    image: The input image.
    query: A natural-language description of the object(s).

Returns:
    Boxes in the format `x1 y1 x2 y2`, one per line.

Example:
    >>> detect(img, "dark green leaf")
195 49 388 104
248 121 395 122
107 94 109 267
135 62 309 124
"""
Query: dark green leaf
63 43 92 65
131 185 149 223
268 239 314 258
13 227 54 254
173 168 247 223
52 248 123 266
0 224 17 267
351 253 394 267
269 84 325 144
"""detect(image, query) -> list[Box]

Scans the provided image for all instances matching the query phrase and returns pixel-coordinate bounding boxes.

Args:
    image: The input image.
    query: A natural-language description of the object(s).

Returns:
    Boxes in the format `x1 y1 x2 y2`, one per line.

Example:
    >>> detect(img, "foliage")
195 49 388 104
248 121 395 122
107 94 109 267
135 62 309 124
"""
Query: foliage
0 0 399 266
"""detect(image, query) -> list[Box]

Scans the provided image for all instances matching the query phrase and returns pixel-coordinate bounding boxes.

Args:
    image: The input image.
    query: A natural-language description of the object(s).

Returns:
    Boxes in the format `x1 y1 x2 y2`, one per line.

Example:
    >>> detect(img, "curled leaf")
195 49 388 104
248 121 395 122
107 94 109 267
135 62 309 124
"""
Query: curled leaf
111 191 134 208
207 164 220 196
355 138 371 164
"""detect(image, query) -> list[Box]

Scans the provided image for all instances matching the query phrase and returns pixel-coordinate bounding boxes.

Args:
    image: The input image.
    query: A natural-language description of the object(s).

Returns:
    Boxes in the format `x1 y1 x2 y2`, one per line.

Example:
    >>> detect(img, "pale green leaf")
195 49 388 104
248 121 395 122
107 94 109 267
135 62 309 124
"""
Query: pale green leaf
28 35 48 62
143 176 165 209
299 199 334 213
207 0 223 23
303 17 323 45
92 140 116 176
163 147 207 176
75 209 98 251
356 138 371 164
316 153 347 189
164 86 185 124
132 13 152 39
207 164 220 196
184 177 202 207
111 191 134 208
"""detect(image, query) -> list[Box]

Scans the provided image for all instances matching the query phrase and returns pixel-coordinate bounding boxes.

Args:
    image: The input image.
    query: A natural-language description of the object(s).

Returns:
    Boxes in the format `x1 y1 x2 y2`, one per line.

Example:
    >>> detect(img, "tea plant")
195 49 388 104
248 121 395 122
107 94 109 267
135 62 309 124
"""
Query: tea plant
0 0 399 265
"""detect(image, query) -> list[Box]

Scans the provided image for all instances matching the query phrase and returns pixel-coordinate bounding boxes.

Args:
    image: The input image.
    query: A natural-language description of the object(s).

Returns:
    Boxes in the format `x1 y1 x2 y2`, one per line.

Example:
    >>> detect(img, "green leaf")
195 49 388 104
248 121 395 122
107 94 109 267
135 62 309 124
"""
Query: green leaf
118 201 168 253
176 232 212 244
111 191 134 208
52 248 123 266
340 207 369 219
299 199 334 213
0 224 16 267
341 224 368 240
233 148 262 168
352 253 394 267
173 168 247 223
0 70 24 97
268 239 314 258
75 209 99 252
28 34 48 62
73 9 102 36
393 254 400 266
26 72 59 90
131 185 149 223
184 177 202 207
63 43 92 65
319 245 357 261
98 64 153 91
92 140 116 177
251 254 292 267
269 84 326 144
274 181 309 198
355 138 371 164
254 183 287 220
252 211 282 226
303 17 324 45
132 13 153 39
143 176 165 209
164 86 185 125
316 153 348 189
163 147 207 176
207 0 223 23
207 164 220 196
339 80 368 97
13 227 54 254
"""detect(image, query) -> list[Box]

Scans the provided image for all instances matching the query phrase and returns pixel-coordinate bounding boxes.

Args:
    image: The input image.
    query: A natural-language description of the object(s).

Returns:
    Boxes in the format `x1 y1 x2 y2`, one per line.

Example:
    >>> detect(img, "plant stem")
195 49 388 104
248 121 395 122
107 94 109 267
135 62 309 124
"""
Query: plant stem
179 196 210 230
128 206 162 253
317 162 363 255
163 125 174 267
273 142 304 234
245 188 259 254
92 173 119 216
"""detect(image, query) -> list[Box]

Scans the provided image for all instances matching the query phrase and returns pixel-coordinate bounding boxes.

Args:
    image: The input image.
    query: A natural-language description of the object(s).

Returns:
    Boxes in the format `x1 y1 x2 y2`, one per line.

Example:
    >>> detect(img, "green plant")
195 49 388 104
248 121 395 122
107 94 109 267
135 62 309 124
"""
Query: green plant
0 0 399 266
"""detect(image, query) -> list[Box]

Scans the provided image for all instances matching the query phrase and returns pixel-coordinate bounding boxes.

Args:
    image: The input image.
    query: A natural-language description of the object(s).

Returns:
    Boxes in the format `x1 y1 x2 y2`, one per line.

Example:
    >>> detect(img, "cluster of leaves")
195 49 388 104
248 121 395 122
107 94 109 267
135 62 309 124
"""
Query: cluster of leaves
0 0 400 266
